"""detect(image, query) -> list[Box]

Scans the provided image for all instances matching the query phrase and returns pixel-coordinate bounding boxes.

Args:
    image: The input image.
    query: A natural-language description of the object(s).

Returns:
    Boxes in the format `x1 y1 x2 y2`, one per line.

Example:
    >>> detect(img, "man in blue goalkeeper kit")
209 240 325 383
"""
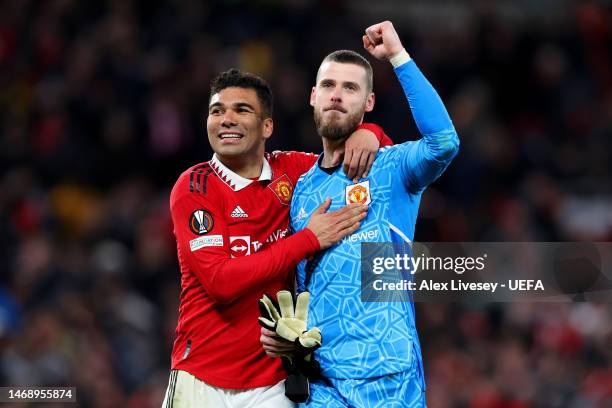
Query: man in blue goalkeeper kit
288 21 460 407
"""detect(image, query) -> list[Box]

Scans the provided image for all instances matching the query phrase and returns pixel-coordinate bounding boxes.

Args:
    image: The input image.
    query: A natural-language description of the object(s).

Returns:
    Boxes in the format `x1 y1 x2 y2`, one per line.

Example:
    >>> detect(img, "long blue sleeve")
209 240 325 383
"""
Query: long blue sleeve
394 60 459 191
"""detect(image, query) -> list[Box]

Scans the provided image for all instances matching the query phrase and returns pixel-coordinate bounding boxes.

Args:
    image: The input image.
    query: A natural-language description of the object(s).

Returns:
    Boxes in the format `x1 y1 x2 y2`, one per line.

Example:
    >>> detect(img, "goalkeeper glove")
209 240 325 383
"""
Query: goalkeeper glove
259 290 321 356
258 290 322 402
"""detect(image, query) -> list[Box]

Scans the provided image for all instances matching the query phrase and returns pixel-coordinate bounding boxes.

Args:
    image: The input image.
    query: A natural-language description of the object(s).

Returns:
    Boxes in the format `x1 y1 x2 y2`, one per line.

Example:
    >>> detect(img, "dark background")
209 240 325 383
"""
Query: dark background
1 1 611 407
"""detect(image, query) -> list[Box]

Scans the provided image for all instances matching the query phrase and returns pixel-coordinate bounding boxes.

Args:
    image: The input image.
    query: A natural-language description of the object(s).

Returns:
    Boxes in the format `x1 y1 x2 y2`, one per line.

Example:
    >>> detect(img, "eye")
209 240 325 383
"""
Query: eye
345 84 358 91
209 107 222 115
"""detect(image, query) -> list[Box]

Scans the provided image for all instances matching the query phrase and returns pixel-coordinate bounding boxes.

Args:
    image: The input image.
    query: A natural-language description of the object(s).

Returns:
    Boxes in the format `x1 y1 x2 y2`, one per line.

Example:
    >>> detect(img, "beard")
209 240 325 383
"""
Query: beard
314 106 364 141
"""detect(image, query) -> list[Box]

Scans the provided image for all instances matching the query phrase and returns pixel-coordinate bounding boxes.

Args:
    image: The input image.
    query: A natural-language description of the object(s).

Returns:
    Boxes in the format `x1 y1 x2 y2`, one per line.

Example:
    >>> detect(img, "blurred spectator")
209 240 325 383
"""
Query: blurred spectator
1 1 611 407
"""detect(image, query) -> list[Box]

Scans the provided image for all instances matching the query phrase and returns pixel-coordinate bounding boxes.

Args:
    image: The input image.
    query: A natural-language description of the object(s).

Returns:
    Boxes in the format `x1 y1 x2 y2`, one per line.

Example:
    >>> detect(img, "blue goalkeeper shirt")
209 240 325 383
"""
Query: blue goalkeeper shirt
290 60 459 380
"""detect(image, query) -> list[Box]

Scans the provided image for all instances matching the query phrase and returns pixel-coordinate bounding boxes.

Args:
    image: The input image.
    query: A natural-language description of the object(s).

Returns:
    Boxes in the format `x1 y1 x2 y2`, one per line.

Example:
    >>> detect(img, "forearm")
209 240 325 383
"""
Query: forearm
394 58 458 161
189 229 320 304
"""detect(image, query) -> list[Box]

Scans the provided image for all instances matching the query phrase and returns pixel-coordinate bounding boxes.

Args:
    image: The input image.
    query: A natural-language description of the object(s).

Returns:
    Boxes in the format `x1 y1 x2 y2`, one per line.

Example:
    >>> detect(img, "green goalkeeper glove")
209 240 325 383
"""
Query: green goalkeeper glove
258 290 322 402
259 290 321 356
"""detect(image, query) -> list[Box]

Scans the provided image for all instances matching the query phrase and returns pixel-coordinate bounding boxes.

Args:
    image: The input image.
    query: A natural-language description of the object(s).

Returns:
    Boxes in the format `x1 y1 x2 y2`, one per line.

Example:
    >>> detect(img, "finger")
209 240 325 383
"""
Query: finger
263 342 294 353
353 150 369 183
263 348 295 358
365 25 383 43
313 198 332 215
338 215 366 235
341 208 368 227
362 152 376 179
261 327 279 337
354 150 370 182
340 203 369 219
294 292 310 322
260 295 281 322
335 211 367 232
335 217 360 234
346 149 362 181
341 205 368 222
365 26 377 41
330 150 343 167
258 317 276 331
277 290 295 318
335 222 362 240
343 148 354 178
302 327 322 343
362 35 373 50
330 203 364 219
261 336 296 349
347 209 368 226
265 350 292 358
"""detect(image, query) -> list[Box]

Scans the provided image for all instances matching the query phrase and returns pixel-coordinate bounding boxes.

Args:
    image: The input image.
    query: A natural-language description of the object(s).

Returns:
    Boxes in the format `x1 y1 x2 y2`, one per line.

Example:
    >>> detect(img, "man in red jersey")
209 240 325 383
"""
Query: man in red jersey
162 69 391 407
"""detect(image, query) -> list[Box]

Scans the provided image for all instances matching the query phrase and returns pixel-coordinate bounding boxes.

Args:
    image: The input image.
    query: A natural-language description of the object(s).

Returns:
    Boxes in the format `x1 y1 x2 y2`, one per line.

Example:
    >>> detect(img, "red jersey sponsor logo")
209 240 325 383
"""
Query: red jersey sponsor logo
190 235 224 251
268 174 293 205
266 228 289 243
230 236 251 258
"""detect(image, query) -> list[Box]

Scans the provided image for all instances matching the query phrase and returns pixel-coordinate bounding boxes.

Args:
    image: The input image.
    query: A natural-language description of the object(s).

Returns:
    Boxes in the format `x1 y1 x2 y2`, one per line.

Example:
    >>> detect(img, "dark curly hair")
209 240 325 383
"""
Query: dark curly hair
209 69 273 117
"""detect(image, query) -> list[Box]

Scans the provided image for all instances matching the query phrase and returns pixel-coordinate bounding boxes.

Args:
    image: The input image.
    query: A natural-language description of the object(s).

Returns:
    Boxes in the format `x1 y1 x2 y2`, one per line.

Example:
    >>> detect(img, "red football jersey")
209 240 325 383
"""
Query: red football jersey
169 151 320 389
168 124 392 389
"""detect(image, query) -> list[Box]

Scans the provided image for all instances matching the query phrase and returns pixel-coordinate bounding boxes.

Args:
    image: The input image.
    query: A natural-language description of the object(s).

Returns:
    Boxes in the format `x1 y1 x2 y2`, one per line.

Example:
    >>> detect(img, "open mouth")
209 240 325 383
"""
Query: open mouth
219 133 243 140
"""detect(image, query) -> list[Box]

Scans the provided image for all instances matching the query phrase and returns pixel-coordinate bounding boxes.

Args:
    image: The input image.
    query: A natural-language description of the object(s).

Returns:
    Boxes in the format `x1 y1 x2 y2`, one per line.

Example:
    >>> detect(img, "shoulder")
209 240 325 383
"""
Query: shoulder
267 150 318 182
267 150 318 163
170 161 219 207
294 164 318 194
373 142 417 166
267 150 318 168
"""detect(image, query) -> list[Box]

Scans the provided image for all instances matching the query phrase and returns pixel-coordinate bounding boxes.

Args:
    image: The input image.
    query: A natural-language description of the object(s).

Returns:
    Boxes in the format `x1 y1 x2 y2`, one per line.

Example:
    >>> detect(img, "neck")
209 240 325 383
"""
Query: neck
321 136 347 168
216 155 264 179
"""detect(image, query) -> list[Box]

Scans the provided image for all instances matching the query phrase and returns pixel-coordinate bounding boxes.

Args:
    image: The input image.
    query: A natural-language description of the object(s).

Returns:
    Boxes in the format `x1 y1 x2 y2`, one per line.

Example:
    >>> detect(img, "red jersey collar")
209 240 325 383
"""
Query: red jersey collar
210 154 273 191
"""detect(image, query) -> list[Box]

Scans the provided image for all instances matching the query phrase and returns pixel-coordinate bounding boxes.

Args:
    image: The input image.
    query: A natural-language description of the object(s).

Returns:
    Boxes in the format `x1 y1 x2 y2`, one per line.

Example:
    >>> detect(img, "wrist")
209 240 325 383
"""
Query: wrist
301 228 321 252
389 48 411 68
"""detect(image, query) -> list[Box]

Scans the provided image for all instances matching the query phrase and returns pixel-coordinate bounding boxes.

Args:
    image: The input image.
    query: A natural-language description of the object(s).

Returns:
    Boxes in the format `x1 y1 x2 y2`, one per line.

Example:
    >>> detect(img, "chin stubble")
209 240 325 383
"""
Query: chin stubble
314 108 364 141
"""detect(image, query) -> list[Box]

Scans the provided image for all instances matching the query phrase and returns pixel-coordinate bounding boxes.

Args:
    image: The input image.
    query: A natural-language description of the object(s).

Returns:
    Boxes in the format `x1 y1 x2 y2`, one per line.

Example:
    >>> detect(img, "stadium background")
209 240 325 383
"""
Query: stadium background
0 1 610 407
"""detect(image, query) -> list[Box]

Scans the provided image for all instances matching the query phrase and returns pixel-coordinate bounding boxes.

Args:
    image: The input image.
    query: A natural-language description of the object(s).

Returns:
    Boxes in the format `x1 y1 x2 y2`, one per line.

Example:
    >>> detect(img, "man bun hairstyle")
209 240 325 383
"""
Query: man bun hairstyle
209 69 273 117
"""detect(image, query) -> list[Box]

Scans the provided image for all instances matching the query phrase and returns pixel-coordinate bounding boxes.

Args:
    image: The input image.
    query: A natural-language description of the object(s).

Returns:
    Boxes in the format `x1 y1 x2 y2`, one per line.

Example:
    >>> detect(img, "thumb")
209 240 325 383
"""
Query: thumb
330 150 343 166
313 198 332 214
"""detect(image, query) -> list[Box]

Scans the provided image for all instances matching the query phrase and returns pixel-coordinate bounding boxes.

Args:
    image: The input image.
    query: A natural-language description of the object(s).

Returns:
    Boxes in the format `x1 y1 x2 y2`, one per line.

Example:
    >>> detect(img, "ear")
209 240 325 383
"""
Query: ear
365 92 375 112
262 117 273 140
310 86 316 107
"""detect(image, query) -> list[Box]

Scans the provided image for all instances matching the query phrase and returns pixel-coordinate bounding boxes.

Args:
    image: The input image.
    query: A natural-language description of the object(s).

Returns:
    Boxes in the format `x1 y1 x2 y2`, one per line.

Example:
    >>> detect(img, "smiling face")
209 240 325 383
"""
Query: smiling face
207 87 273 165
311 61 375 140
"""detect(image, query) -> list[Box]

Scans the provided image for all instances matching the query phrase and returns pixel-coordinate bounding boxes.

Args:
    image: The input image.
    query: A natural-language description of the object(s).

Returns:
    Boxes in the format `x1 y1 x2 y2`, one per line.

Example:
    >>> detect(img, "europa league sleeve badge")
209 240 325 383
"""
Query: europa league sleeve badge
189 209 214 235
345 180 372 205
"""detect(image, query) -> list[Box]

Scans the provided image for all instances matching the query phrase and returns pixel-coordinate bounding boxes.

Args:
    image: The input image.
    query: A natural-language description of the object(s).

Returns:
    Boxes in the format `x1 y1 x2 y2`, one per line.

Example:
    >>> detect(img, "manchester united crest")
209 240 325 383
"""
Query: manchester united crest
345 180 372 205
269 174 294 205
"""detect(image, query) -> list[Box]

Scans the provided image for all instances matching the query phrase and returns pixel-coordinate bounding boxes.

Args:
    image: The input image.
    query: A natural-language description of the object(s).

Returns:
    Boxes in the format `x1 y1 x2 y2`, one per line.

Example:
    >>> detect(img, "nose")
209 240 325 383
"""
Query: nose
221 110 238 127
330 86 342 102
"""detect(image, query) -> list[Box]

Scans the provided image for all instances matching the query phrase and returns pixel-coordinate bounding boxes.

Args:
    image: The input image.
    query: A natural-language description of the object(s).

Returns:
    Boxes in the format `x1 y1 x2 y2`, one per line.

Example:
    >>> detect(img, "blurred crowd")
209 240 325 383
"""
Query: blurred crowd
1 1 611 407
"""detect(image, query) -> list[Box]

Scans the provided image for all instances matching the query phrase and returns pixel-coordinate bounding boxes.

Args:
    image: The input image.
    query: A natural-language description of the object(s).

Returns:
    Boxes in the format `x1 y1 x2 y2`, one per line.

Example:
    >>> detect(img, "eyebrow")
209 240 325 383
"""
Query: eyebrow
319 78 361 89
209 101 256 110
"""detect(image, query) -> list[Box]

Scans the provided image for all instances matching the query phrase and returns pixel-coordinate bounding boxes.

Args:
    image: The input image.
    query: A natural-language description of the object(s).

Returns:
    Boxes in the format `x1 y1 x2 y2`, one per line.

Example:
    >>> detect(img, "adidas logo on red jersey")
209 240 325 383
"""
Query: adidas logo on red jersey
230 205 248 218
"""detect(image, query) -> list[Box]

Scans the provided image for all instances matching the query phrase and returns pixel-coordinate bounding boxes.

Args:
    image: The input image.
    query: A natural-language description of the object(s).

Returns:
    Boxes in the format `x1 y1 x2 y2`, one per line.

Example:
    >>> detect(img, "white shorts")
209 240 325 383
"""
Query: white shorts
162 370 295 408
